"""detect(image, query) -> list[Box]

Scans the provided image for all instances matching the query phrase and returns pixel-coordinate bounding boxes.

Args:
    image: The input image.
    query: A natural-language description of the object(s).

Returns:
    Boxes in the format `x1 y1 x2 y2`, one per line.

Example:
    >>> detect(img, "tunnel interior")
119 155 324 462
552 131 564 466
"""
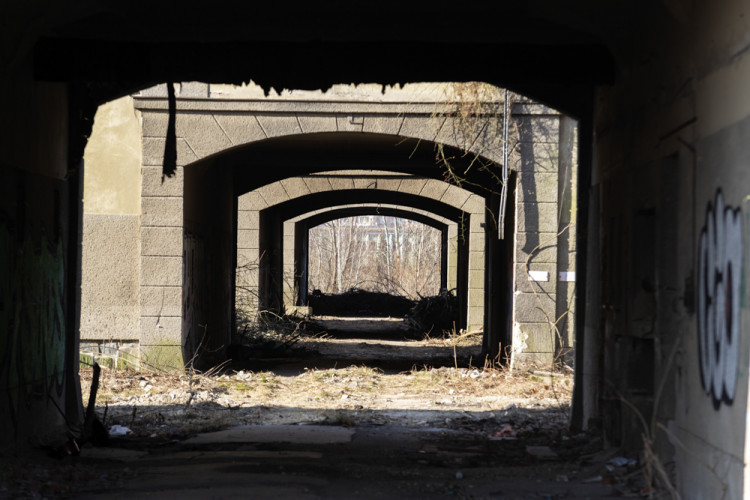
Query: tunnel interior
182 127 520 372
74 81 577 379
69 80 579 443
9 2 750 496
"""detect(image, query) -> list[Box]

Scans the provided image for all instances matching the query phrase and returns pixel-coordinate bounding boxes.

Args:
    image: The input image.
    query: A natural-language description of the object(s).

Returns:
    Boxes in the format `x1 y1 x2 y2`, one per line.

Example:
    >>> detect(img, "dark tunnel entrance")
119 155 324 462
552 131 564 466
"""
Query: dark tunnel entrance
68 83 584 499
13 0 742 494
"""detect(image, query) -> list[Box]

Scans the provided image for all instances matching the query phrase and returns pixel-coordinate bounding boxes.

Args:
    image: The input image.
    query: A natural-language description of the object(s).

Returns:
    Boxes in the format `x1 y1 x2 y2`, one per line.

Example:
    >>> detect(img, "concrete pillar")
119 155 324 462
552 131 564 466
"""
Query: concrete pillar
236 191 264 319
282 219 296 310
555 116 578 361
0 77 84 449
139 135 185 370
446 224 458 290
511 113 561 367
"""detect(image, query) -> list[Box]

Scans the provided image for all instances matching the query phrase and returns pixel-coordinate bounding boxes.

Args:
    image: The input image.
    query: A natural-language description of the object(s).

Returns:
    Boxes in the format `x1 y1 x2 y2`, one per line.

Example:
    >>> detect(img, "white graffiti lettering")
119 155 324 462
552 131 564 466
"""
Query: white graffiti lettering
697 190 743 410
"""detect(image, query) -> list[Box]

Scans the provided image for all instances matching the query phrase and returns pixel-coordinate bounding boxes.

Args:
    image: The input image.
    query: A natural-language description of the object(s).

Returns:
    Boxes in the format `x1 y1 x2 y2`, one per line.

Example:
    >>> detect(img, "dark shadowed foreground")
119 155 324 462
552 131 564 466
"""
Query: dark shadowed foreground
1 321 651 498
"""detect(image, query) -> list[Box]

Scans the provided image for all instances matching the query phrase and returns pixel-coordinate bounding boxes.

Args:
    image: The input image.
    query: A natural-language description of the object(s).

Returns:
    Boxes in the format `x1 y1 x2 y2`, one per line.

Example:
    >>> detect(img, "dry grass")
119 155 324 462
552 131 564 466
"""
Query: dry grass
78 322 573 443
80 361 572 418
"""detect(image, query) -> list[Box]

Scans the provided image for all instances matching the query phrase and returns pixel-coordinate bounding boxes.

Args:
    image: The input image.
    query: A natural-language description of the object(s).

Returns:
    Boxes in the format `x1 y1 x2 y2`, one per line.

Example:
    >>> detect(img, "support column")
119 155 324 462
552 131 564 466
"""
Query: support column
511 113 560 367
555 116 578 363
446 224 458 290
236 191 265 319
139 109 186 370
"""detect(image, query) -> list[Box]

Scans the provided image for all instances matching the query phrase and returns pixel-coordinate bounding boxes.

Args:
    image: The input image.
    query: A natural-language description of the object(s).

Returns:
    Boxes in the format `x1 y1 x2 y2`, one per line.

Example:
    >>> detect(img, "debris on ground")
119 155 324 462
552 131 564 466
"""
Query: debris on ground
489 423 516 439
231 312 321 359
108 425 132 437
2 317 668 499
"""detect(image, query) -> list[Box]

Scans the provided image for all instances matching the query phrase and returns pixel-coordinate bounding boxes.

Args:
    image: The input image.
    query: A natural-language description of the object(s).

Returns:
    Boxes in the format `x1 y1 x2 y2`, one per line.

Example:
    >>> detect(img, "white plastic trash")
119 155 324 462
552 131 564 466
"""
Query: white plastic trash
109 424 133 437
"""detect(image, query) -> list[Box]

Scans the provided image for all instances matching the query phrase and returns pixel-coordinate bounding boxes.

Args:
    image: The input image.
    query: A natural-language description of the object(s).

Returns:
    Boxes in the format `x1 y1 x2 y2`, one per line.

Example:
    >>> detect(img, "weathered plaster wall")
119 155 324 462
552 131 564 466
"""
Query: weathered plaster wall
83 97 142 216
80 215 140 340
80 96 142 360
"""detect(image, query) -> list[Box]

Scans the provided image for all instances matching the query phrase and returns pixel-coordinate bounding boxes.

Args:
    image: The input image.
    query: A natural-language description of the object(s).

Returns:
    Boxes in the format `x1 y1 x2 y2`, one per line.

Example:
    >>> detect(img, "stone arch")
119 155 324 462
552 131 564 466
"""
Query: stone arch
135 97 506 170
284 204 458 311
134 93 567 366
238 181 484 332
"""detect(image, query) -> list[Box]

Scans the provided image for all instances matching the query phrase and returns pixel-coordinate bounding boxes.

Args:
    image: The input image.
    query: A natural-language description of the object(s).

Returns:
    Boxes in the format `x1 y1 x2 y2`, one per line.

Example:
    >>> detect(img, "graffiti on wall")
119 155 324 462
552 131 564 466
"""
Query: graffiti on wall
697 190 743 410
0 222 67 430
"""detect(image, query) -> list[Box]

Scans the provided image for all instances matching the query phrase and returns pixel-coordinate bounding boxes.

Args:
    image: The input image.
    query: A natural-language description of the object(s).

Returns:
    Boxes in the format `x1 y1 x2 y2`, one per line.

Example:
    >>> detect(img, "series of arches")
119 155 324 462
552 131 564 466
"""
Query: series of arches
130 88 571 369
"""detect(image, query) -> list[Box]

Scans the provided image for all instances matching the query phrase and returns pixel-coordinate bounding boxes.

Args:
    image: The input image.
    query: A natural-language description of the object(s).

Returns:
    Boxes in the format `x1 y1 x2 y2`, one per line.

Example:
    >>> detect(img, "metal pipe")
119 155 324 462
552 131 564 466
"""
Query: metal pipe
498 89 510 238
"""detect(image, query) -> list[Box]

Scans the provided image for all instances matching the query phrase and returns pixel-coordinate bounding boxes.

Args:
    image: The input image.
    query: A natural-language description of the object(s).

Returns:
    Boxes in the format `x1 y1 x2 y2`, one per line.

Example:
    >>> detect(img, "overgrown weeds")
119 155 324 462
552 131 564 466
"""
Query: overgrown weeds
404 289 459 336
308 288 416 317
233 310 321 357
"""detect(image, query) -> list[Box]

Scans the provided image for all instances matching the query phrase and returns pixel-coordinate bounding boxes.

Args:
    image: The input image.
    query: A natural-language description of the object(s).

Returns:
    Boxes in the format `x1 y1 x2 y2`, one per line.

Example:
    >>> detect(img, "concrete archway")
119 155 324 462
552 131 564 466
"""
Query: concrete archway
241 184 482 333
132 94 568 368
14 4 750 494
285 204 457 312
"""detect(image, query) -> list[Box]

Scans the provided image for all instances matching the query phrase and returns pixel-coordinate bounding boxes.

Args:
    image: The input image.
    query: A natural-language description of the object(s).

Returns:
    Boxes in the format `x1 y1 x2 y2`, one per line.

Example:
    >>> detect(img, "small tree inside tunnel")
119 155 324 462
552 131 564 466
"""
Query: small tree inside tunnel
308 216 442 299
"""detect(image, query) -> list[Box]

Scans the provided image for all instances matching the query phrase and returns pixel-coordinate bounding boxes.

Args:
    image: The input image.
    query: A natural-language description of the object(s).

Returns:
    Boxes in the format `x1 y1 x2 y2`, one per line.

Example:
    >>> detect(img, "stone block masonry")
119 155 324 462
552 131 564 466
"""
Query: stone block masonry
79 85 575 371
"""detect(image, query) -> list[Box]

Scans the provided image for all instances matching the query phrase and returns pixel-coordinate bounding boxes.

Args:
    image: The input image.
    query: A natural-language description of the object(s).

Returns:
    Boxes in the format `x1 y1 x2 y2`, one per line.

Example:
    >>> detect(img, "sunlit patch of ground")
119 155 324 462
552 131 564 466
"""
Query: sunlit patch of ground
80 352 573 442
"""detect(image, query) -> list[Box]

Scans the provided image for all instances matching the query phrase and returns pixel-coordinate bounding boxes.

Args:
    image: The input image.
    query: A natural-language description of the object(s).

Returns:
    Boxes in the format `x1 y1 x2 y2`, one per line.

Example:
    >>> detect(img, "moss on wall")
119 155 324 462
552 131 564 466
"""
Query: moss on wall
141 342 184 372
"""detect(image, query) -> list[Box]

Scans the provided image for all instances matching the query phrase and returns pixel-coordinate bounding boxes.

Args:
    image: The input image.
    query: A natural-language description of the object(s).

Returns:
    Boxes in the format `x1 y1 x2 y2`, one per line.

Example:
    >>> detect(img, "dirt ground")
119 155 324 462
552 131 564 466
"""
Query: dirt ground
79 317 573 442
1 318 656 499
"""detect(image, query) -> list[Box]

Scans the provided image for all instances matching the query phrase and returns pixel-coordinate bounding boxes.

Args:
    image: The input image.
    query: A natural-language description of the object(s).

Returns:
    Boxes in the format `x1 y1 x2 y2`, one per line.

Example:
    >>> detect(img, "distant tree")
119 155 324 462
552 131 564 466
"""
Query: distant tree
308 216 440 298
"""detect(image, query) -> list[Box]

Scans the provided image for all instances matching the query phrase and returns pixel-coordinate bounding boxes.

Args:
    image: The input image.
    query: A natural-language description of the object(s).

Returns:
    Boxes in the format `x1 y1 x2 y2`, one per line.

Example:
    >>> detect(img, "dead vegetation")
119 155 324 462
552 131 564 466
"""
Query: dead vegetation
308 288 416 317
403 288 459 337
79 357 574 442
232 311 321 358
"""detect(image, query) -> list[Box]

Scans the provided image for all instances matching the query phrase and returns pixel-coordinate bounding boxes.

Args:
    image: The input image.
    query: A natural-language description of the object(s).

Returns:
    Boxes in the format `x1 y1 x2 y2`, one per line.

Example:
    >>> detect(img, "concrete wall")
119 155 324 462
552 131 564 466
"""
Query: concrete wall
586 2 750 496
80 97 142 364
0 64 83 448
